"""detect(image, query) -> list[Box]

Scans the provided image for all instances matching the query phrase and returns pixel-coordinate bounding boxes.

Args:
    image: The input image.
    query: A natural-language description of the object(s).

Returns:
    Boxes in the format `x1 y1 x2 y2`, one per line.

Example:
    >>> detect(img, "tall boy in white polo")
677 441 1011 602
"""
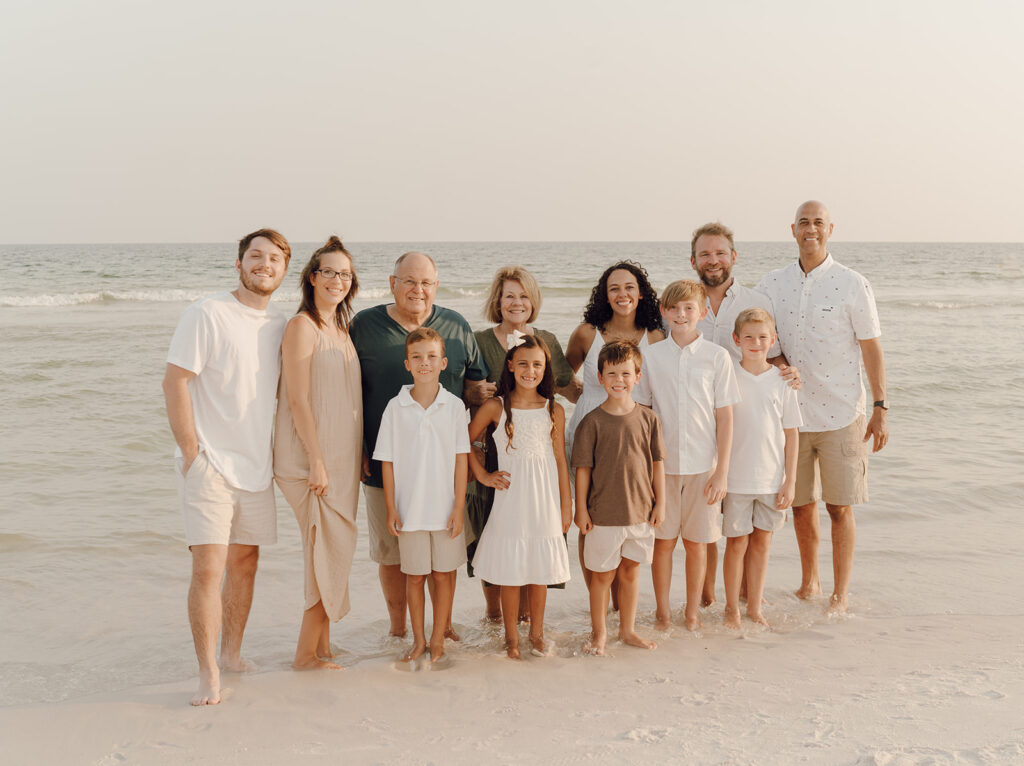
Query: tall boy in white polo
635 280 740 631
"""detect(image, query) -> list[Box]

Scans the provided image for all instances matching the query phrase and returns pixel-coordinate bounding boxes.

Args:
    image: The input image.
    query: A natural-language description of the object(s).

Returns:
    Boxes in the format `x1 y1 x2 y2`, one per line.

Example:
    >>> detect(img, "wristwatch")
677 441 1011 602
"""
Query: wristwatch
873 400 889 410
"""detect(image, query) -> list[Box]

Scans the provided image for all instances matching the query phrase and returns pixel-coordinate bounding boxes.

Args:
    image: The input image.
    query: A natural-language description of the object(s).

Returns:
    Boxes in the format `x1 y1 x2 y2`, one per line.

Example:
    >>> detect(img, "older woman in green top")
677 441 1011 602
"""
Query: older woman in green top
467 266 580 621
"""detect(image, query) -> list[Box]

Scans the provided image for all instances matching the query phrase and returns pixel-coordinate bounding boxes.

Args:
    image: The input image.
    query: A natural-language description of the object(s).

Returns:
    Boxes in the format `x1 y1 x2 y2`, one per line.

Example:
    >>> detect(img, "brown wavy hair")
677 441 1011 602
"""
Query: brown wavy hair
496 334 556 452
297 236 359 330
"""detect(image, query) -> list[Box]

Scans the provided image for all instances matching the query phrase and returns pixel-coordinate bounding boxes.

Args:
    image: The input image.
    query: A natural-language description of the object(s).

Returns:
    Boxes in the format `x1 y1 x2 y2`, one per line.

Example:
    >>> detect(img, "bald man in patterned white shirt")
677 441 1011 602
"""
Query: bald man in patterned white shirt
756 201 889 614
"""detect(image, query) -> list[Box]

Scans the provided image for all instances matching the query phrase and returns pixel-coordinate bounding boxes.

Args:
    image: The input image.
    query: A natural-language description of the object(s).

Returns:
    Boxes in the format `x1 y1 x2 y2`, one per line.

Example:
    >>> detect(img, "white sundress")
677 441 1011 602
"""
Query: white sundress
471 406 570 586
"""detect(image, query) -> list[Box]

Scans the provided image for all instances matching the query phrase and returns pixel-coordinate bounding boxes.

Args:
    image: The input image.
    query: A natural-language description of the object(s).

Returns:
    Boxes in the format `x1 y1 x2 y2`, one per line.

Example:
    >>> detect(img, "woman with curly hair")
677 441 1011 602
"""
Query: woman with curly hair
565 261 664 602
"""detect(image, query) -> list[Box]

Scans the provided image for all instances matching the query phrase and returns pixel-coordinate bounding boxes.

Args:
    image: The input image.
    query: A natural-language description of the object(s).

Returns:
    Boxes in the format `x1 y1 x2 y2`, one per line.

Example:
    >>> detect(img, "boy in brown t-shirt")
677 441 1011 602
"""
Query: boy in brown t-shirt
572 341 666 655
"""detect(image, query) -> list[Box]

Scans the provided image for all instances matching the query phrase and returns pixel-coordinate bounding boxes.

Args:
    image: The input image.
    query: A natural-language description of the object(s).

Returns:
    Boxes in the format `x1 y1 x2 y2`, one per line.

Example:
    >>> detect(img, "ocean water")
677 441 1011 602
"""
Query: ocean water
2 241 1022 707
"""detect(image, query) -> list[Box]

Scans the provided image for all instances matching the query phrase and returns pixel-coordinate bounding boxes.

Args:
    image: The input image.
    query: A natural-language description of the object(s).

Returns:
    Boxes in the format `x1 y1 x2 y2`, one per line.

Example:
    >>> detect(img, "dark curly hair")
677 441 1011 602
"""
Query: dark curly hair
581 260 662 332
496 334 556 452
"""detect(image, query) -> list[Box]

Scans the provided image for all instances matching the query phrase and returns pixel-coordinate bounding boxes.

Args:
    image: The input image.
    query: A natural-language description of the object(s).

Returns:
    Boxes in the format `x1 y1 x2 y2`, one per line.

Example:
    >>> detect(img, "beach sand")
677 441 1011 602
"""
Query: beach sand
5 590 1022 765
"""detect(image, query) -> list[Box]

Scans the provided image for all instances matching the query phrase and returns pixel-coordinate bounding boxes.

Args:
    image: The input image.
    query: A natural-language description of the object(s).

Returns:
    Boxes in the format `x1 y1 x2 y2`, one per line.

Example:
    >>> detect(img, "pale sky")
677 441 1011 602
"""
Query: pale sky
2 1 1022 243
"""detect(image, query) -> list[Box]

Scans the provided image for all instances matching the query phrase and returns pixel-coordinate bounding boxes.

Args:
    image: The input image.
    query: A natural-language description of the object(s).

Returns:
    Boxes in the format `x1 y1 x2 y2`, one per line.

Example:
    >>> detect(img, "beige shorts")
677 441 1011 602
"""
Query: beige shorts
363 485 401 566
657 471 723 544
399 529 468 576
583 522 654 572
723 493 786 537
176 452 277 547
794 416 869 507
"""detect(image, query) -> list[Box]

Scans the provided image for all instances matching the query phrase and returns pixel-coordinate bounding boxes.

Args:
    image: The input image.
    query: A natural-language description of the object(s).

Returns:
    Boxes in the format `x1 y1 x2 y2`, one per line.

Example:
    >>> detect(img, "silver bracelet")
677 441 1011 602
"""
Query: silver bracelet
472 440 487 452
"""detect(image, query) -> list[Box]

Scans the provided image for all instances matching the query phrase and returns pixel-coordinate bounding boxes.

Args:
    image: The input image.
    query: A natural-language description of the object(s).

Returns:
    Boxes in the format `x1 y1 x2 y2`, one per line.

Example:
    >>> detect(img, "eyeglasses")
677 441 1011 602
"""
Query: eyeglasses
317 268 354 282
393 277 438 290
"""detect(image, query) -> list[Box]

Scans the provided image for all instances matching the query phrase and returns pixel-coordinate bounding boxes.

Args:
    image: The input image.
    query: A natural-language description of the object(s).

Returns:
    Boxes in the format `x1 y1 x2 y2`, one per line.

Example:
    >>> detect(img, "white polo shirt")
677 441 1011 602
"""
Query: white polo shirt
728 363 803 495
635 335 740 475
698 280 780 363
373 384 471 531
166 292 287 492
755 254 881 433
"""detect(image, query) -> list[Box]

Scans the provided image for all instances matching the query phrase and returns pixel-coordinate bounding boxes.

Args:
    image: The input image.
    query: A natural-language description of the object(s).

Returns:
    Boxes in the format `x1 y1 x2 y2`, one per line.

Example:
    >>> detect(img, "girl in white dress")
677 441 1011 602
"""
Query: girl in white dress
469 334 572 659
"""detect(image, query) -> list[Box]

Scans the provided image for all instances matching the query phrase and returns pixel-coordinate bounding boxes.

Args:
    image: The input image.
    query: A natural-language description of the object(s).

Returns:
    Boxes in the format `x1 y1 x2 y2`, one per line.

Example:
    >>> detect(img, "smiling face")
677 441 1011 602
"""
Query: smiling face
404 338 447 383
390 253 438 321
507 345 548 391
237 236 288 297
733 320 776 363
310 251 353 309
691 233 737 288
499 279 533 328
598 359 641 401
606 268 641 318
792 201 833 259
661 299 707 341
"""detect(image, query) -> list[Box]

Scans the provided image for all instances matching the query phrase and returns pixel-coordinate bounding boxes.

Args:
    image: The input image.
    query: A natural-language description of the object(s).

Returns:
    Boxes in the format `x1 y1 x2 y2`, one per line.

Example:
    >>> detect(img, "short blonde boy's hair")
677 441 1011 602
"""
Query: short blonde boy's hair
405 326 446 355
660 279 706 308
483 266 542 324
733 307 776 335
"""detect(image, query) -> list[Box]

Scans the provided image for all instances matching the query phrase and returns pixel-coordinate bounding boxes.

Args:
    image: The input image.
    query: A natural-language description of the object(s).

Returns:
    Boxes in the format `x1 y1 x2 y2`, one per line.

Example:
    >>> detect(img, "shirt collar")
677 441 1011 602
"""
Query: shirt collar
670 333 704 355
801 252 835 278
397 384 446 410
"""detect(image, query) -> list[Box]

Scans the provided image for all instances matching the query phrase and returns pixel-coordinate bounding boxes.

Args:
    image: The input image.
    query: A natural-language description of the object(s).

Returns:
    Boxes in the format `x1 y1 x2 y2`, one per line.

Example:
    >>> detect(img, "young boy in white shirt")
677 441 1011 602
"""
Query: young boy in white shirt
572 340 666 655
636 279 740 632
374 328 469 668
723 308 802 629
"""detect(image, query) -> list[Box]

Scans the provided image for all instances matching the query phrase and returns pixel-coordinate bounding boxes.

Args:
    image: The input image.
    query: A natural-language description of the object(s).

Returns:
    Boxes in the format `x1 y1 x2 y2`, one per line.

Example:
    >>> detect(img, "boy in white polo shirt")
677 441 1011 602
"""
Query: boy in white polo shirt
374 327 470 667
636 279 740 632
723 308 802 630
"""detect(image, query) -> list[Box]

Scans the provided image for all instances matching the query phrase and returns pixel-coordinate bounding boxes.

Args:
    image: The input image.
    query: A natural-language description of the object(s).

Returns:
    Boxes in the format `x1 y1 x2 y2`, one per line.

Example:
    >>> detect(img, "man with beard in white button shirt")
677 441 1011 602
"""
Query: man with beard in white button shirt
756 201 889 614
689 221 800 606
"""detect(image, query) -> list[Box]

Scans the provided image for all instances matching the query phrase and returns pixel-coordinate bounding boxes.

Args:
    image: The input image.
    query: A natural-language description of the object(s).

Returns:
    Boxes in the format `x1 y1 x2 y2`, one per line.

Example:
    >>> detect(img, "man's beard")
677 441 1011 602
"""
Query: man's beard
698 267 731 288
240 270 278 296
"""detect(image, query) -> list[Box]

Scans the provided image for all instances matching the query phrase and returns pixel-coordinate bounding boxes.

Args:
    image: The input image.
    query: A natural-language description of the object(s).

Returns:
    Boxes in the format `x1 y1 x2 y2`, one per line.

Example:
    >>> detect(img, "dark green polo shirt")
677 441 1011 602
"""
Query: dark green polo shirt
350 304 488 488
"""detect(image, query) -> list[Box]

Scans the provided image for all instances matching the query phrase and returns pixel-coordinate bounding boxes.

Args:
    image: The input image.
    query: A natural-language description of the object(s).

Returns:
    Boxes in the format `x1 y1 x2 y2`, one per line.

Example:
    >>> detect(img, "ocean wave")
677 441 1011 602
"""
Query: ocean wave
0 289 209 307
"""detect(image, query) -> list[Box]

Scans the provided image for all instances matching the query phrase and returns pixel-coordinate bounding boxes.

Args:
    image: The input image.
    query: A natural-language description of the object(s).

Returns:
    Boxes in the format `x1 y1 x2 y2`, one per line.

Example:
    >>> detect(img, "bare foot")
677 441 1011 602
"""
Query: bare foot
485 610 501 622
402 642 427 662
293 657 343 670
190 673 221 706
684 613 702 632
389 627 408 639
506 640 521 660
220 656 256 673
445 626 461 642
517 613 531 624
723 606 742 630
620 631 656 650
654 612 673 631
701 593 716 608
585 635 606 655
429 652 452 670
795 582 822 600
827 593 848 615
747 610 771 629
528 634 546 656
316 643 336 659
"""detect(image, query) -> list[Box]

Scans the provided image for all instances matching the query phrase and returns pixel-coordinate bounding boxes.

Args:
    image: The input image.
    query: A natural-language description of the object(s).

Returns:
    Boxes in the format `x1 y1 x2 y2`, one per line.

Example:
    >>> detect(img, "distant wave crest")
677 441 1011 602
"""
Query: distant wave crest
0 289 210 307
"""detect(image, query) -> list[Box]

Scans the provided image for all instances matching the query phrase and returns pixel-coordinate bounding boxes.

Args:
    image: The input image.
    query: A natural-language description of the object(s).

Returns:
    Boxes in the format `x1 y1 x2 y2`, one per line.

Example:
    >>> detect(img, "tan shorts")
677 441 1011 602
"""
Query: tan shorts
794 416 869 507
657 471 723 544
363 485 401 566
176 452 277 547
583 522 654 572
723 493 786 537
398 529 468 576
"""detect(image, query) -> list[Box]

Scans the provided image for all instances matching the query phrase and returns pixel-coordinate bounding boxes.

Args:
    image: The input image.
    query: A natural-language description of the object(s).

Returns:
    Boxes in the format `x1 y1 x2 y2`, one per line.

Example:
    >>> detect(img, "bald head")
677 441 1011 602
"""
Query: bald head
791 200 834 265
393 251 437 276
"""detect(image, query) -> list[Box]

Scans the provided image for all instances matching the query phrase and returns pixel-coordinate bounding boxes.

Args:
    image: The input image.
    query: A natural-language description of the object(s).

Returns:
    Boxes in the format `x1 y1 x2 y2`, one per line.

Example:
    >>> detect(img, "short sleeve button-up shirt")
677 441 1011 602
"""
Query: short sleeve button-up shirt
697 280 781 363
755 254 881 433
635 335 740 475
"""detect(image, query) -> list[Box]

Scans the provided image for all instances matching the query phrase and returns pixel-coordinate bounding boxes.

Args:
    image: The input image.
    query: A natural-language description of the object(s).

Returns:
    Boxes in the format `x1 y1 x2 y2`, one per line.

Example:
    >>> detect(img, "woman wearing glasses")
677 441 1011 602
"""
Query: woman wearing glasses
274 236 362 670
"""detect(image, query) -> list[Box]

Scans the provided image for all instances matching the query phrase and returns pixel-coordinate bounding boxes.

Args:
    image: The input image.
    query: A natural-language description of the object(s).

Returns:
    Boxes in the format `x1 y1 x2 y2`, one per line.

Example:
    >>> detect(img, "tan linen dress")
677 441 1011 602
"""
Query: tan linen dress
274 316 362 621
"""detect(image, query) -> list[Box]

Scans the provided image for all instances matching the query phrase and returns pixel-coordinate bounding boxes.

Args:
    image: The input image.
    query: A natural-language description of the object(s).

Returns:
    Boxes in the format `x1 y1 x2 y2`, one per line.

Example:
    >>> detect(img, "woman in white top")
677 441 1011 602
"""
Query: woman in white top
565 261 665 599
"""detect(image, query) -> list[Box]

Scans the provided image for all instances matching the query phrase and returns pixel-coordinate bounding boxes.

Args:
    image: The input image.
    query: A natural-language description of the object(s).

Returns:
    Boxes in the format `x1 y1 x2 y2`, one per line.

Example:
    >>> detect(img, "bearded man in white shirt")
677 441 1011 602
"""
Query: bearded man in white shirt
756 202 889 614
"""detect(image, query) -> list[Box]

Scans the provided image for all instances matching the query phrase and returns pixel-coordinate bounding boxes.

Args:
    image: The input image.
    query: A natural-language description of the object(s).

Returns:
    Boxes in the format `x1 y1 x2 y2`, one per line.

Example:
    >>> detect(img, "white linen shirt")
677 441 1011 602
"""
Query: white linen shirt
166 292 287 492
373 385 471 531
755 254 881 433
635 335 741 475
698 280 780 363
728 363 803 495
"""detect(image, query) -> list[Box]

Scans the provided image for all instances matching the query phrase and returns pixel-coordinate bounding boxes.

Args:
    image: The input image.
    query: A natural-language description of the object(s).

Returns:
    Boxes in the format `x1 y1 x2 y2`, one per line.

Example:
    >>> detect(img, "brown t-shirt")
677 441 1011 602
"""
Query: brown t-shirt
570 405 665 526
